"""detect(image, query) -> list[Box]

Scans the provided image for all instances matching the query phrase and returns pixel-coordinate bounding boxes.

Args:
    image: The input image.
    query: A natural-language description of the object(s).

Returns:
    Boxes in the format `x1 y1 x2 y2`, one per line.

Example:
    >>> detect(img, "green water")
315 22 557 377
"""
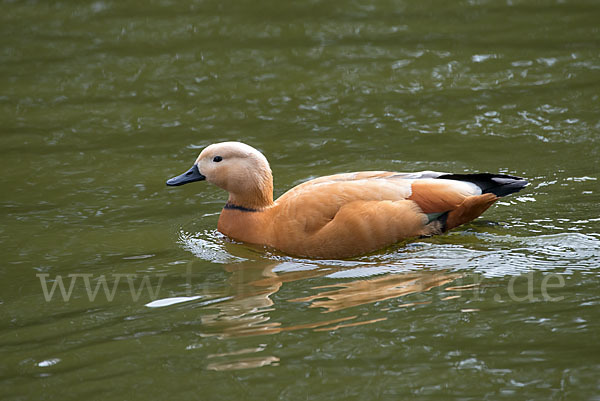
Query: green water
1 0 600 399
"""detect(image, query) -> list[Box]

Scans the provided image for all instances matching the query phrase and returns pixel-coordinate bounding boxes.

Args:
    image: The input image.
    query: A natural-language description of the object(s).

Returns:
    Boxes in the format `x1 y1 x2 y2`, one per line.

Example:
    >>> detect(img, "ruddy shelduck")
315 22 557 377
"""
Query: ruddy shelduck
167 142 527 259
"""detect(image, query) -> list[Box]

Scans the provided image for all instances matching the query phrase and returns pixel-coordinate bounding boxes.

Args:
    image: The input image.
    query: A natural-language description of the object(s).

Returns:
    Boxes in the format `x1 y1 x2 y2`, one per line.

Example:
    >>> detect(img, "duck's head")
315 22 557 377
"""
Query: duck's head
166 142 274 209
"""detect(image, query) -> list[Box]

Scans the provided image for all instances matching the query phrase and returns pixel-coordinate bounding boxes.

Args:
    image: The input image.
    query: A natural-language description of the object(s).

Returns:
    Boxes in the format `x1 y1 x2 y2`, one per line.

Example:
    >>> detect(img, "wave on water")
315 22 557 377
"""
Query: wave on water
178 229 248 264
178 228 600 278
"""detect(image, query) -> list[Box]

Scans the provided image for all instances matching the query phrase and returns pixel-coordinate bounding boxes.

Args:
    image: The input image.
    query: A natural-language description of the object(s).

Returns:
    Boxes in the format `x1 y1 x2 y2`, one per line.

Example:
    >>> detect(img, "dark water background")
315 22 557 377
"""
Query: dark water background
1 0 599 399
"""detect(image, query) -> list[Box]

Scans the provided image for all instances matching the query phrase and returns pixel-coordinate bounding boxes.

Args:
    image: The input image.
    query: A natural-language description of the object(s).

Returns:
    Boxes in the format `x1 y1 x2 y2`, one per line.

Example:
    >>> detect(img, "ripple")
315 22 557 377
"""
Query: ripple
206 355 280 371
144 295 202 308
37 358 60 368
180 227 600 279
178 229 247 264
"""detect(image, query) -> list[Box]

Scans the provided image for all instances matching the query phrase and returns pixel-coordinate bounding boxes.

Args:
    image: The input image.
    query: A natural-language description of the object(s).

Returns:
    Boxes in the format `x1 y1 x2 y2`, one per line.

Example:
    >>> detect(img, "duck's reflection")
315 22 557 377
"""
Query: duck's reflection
159 255 466 371
198 262 282 338
197 261 462 339
290 271 461 313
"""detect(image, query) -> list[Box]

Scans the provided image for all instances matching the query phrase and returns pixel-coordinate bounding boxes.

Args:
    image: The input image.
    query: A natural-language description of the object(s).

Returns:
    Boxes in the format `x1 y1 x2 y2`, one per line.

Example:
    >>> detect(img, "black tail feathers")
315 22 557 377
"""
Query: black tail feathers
437 173 528 197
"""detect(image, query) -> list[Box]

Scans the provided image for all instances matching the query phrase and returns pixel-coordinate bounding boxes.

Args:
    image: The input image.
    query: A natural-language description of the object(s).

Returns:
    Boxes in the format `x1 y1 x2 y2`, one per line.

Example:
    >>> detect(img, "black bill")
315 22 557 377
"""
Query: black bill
166 164 205 186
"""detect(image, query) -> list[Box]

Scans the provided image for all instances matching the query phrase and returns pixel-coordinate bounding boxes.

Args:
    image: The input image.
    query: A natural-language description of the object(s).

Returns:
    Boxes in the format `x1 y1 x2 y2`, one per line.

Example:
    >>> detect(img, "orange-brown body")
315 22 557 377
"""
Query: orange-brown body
167 142 526 259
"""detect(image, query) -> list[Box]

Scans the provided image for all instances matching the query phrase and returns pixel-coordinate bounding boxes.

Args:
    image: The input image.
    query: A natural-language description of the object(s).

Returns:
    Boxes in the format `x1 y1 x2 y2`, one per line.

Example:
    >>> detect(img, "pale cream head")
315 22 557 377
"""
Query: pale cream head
195 142 274 209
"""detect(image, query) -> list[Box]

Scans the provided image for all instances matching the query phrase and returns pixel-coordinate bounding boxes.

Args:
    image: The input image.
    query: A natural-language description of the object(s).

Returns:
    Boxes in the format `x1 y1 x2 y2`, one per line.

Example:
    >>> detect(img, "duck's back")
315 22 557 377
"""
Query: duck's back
274 170 480 215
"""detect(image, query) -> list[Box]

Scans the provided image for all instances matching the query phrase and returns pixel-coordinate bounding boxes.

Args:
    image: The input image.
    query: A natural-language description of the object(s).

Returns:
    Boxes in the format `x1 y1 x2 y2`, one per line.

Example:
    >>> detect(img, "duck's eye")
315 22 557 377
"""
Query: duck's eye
213 156 223 162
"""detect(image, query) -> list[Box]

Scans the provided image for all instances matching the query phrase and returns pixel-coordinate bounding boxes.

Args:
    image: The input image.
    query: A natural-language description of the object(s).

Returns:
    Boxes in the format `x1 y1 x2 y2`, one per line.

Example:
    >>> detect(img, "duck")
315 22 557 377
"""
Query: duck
166 142 527 259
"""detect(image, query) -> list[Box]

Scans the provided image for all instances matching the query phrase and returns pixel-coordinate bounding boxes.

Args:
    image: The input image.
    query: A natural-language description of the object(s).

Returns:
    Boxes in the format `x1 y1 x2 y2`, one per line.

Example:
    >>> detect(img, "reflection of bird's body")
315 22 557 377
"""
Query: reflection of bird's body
167 142 527 259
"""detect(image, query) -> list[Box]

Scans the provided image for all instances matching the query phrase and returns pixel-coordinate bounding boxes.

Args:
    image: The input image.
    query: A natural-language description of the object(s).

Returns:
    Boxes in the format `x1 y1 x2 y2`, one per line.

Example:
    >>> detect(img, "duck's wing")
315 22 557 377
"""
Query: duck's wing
295 170 527 219
276 170 478 211
271 171 527 257
271 173 445 255
272 198 435 259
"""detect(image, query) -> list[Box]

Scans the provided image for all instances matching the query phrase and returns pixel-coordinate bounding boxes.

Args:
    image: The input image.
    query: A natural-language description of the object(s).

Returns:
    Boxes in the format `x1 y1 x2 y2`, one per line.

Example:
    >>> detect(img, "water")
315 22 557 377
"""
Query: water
1 0 600 399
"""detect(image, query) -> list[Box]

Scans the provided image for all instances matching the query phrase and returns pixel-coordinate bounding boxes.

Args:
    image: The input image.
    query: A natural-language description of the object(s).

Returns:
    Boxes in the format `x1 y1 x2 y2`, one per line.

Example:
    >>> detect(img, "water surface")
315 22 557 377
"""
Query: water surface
1 0 600 399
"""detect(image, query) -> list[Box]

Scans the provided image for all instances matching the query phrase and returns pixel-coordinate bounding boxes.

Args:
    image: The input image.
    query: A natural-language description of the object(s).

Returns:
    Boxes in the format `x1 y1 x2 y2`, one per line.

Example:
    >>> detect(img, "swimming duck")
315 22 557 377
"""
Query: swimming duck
167 142 527 259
